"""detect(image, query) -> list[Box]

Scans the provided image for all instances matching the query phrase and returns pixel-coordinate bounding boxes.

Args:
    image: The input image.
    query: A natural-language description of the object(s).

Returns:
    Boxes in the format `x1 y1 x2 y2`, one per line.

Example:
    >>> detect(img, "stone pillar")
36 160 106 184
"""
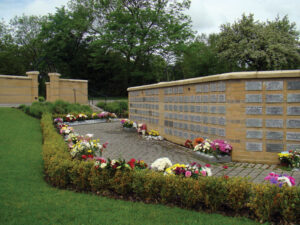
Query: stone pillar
26 71 39 102
48 73 61 102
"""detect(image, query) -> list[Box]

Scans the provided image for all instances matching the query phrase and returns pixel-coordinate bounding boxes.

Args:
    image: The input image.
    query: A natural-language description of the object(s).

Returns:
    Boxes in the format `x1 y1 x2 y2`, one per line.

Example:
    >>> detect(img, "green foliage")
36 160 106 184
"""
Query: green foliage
40 112 299 224
96 100 128 117
38 96 45 102
216 14 300 71
19 100 92 118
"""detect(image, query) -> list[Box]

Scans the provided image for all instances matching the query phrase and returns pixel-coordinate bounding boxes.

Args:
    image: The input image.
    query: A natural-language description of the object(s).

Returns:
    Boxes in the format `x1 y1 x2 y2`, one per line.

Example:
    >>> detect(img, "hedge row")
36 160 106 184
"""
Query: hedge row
41 113 300 224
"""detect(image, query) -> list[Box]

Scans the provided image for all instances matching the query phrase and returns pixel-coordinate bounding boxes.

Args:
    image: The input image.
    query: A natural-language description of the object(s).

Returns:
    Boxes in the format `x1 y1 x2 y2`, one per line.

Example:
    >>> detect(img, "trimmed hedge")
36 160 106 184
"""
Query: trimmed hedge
41 113 300 224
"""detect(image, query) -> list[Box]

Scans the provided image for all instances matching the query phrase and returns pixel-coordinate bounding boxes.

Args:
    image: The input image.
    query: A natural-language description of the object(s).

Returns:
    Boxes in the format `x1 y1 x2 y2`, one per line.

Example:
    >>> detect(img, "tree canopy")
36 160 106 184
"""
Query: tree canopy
0 2 299 97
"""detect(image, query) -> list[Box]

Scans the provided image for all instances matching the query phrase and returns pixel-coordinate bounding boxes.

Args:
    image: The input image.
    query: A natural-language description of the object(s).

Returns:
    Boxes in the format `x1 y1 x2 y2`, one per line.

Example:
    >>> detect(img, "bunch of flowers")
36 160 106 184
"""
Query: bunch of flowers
164 162 212 178
264 172 296 187
65 114 76 122
91 112 98 119
211 140 232 155
184 139 193 149
150 157 172 171
54 117 63 124
137 123 147 135
278 151 300 168
148 129 159 136
127 158 148 170
76 113 88 121
98 111 117 120
121 119 135 128
65 133 80 145
70 138 108 159
60 124 74 135
193 137 204 147
94 157 107 169
194 139 213 154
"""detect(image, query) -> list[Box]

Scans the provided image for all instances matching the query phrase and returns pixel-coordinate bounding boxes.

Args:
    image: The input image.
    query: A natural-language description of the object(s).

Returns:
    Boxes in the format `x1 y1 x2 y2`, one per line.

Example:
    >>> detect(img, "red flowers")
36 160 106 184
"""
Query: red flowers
88 155 93 159
128 158 136 169
223 165 228 169
184 139 193 149
103 142 108 148
205 164 211 168
224 175 229 179
81 155 87 159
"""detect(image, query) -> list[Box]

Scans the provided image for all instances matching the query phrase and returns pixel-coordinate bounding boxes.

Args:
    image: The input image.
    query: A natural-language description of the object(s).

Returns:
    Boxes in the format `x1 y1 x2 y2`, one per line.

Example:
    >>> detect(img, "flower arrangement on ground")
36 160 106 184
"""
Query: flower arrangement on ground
65 114 76 122
150 157 172 171
164 162 212 178
194 139 232 156
98 111 117 120
76 113 88 121
184 139 193 149
60 124 74 135
193 137 204 147
148 129 159 137
121 119 136 128
264 172 295 187
278 151 300 168
137 123 147 135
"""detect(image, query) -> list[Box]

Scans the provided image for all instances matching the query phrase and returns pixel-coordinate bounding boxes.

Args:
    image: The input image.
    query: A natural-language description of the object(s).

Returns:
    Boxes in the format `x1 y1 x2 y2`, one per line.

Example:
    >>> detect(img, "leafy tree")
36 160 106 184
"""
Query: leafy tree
216 14 300 71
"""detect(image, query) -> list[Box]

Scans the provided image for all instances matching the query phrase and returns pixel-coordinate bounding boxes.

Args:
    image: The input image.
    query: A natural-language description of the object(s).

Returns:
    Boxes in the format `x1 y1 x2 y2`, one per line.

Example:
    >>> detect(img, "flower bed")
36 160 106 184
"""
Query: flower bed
41 113 299 224
54 112 117 124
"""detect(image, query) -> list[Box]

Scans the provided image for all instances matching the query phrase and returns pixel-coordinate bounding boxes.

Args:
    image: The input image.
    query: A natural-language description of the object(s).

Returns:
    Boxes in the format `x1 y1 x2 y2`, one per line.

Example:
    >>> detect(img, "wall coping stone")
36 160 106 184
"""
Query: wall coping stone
60 78 88 83
127 70 300 91
0 75 30 80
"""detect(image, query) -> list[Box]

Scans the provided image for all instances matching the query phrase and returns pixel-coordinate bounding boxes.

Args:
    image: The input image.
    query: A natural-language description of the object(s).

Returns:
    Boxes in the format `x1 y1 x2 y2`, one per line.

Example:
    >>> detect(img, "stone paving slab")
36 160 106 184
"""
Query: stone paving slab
73 122 300 185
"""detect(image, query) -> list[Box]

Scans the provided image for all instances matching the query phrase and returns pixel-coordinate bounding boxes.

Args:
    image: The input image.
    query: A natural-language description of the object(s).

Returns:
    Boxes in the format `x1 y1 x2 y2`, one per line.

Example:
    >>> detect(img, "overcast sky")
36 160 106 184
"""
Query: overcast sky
1 0 299 35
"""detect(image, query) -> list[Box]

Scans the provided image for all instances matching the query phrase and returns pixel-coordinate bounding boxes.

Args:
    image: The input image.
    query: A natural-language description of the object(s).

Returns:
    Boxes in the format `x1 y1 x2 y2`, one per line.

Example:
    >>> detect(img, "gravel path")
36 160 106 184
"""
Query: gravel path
72 121 300 186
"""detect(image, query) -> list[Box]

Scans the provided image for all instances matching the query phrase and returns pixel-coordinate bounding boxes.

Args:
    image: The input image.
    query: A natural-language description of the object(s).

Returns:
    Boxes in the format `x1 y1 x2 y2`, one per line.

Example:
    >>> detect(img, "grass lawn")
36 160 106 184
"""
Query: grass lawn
0 108 260 225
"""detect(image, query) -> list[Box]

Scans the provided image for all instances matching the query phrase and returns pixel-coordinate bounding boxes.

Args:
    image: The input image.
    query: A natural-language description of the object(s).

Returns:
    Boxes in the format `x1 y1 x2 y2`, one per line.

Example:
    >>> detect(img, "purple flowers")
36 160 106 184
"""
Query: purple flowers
264 172 296 187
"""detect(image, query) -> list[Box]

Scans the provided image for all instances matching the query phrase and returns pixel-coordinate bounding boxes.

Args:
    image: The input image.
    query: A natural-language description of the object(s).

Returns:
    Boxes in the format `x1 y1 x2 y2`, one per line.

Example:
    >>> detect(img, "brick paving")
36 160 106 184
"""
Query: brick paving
73 121 300 186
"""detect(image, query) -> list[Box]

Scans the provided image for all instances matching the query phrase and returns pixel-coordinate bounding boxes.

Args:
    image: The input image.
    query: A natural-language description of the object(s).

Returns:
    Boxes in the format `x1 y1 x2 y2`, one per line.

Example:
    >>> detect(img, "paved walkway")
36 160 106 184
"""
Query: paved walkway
73 121 300 186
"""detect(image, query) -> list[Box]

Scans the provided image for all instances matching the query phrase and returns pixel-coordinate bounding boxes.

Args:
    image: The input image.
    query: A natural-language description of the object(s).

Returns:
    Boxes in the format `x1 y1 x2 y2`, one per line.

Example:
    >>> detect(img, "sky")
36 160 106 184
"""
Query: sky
0 0 299 35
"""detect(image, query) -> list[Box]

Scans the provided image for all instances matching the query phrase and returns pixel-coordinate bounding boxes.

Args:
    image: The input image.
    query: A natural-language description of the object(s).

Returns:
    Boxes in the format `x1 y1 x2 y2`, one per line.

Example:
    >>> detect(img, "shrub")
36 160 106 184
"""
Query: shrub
38 96 45 102
41 113 300 224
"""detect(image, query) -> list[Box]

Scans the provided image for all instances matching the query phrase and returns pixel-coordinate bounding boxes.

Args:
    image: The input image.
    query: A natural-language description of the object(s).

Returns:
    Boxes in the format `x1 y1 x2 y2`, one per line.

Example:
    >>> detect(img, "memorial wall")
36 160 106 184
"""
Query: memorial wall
128 70 300 164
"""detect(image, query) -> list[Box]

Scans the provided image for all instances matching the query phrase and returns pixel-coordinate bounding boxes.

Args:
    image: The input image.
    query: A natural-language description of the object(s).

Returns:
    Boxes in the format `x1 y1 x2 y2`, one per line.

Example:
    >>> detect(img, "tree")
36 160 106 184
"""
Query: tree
216 14 300 71
71 0 194 88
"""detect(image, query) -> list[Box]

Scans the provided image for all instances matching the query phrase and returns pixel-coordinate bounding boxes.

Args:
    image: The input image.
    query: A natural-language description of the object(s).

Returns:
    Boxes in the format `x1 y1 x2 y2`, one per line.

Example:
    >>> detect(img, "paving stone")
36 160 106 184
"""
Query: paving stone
254 164 263 169
261 164 270 169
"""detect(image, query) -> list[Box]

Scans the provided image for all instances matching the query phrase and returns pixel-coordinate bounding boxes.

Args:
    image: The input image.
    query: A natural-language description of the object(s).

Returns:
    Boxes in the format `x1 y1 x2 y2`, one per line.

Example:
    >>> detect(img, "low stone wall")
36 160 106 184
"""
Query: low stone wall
0 71 39 104
127 70 300 164
46 73 88 104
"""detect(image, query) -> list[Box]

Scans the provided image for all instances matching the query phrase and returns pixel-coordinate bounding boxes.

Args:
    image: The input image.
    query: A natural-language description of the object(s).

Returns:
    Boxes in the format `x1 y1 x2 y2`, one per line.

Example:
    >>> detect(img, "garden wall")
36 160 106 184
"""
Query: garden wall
0 71 39 104
128 70 300 164
46 73 88 104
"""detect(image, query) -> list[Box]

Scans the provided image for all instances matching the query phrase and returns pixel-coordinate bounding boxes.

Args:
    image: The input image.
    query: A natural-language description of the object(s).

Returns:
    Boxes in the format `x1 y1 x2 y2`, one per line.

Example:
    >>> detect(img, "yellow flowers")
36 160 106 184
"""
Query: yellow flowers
278 153 290 158
88 150 92 153
149 129 159 136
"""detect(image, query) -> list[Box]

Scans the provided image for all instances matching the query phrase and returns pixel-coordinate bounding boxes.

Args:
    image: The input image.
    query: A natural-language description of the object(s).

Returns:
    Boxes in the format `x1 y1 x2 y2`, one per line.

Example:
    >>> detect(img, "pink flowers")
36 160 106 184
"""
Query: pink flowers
185 171 192 177
223 165 228 169
264 172 295 187
211 140 232 154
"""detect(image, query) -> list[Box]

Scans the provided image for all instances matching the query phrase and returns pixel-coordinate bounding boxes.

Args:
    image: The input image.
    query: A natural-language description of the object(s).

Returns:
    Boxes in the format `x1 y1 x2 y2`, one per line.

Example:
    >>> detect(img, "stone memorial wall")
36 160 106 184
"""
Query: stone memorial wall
128 70 300 164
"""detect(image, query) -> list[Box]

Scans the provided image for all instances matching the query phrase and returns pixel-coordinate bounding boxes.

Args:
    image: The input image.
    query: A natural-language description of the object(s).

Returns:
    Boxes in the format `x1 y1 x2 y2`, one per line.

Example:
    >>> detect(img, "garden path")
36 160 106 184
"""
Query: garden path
73 121 300 186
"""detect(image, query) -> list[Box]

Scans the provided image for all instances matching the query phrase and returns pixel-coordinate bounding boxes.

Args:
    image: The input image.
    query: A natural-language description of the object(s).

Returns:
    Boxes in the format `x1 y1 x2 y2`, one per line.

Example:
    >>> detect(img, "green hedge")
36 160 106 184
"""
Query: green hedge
41 113 300 223
20 100 92 118
96 101 128 117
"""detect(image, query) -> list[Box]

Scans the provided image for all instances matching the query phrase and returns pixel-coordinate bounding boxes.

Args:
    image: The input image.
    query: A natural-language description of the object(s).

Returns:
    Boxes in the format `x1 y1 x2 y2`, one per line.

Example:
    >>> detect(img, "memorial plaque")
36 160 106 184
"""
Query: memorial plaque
266 143 284 152
287 144 300 151
179 96 183 103
210 117 217 124
287 107 300 115
190 115 194 122
246 119 262 127
184 123 188 130
203 95 209 102
210 83 217 92
210 95 217 102
246 94 262 103
266 131 283 140
178 86 184 94
246 81 262 91
246 142 263 151
286 132 300 141
178 131 183 137
184 132 188 139
195 116 201 122
190 96 195 103
218 128 226 137
246 106 263 115
174 105 178 111
246 130 262 139
218 94 226 103
210 127 217 135
264 81 283 90
287 94 300 103
266 94 283 103
219 117 226 126
184 96 189 103
178 114 183 120
196 106 201 113
218 82 226 91
179 105 183 112
196 96 201 103
203 106 209 113
287 119 300 128
266 107 283 115
195 85 201 93
179 123 183 129
174 130 178 136
184 105 189 112
203 126 209 134
190 124 195 131
287 81 300 90
196 125 201 132
218 106 226 114
203 84 209 92
168 105 172 111
210 106 217 114
203 116 209 124
190 105 195 112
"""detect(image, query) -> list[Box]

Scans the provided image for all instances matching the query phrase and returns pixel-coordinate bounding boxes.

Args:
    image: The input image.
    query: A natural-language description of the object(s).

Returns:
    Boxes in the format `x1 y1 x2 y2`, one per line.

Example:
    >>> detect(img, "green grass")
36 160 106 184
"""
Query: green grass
0 108 260 225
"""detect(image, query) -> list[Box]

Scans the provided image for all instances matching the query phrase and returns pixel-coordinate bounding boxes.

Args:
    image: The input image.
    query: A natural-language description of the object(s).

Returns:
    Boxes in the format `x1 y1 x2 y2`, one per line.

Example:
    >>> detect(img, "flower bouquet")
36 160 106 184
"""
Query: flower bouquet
70 138 108 159
60 124 74 135
76 113 88 121
65 114 76 122
164 162 212 179
278 151 300 168
264 172 295 187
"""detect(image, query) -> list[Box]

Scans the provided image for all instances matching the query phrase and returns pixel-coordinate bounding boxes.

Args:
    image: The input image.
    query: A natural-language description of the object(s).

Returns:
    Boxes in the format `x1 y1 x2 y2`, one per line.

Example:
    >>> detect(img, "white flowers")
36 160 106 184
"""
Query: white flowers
151 157 172 171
